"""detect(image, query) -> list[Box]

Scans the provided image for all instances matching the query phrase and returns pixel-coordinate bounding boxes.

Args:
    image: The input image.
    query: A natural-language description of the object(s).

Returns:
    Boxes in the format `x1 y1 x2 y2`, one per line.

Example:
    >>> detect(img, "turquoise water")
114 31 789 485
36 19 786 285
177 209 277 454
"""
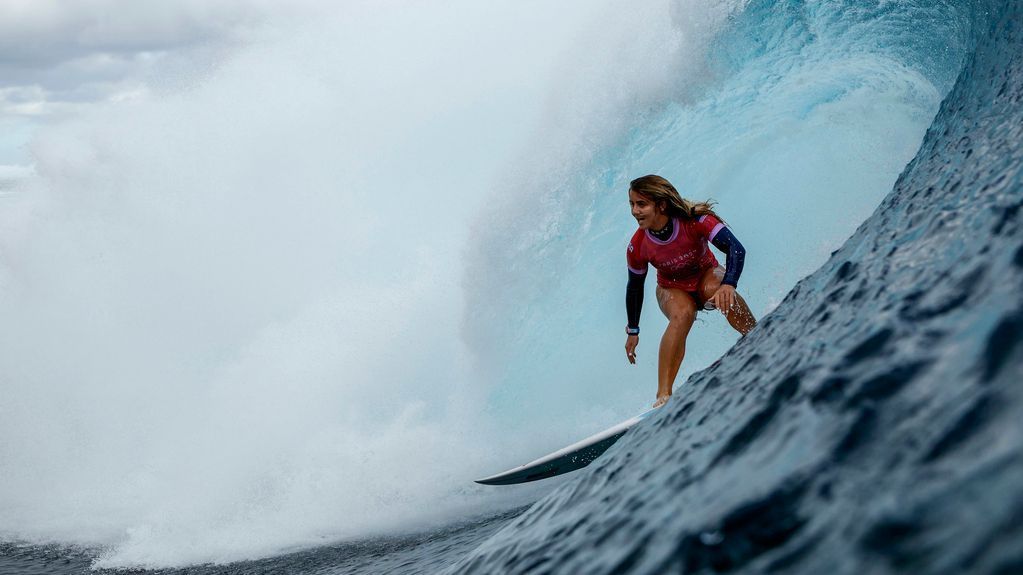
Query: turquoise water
470 0 974 425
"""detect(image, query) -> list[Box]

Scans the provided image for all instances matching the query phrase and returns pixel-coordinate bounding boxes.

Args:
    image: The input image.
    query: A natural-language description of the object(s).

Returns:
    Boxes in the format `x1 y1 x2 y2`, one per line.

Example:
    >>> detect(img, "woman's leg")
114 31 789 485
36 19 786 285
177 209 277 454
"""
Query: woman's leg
698 266 757 335
654 286 698 407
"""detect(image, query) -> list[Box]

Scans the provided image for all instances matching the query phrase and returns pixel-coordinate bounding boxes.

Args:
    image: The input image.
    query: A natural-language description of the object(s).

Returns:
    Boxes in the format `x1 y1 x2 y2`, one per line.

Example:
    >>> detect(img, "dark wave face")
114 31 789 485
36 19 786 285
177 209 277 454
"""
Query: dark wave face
448 1 1023 573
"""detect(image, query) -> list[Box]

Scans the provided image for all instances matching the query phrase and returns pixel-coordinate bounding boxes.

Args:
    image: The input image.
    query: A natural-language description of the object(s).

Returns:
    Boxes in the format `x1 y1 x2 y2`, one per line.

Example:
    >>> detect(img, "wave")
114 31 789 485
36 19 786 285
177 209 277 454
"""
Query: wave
0 0 1007 570
451 0 1023 572
466 0 974 427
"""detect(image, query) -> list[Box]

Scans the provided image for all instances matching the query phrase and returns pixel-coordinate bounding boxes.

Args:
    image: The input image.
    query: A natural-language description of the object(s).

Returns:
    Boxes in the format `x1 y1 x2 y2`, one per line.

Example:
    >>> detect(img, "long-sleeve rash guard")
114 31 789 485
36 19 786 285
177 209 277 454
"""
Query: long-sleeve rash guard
626 221 745 330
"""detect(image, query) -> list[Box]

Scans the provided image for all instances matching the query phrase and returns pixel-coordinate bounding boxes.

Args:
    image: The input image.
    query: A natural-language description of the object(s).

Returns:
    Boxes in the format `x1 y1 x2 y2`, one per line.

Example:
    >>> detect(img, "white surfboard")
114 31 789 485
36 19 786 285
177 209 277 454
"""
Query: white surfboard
475 408 657 485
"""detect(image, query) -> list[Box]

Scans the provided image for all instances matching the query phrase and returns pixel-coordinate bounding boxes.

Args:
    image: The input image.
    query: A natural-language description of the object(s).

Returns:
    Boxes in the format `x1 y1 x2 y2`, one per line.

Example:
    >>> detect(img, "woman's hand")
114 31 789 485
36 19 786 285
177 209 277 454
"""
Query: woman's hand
711 284 737 314
625 335 639 364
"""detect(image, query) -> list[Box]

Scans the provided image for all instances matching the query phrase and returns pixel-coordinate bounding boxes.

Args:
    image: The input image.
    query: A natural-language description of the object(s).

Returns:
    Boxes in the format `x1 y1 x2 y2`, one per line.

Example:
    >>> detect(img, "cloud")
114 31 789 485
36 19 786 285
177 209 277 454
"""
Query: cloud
0 0 263 65
0 0 276 115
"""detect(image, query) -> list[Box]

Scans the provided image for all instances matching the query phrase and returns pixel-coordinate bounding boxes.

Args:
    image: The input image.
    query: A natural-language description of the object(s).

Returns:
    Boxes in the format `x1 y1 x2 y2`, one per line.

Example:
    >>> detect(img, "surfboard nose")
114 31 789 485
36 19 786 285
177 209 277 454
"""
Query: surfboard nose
475 466 559 486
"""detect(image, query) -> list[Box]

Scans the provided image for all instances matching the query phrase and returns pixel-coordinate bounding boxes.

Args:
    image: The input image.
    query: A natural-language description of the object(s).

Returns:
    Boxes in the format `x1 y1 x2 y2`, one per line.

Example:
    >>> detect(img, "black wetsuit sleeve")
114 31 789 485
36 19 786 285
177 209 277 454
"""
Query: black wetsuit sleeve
626 270 646 330
711 227 746 287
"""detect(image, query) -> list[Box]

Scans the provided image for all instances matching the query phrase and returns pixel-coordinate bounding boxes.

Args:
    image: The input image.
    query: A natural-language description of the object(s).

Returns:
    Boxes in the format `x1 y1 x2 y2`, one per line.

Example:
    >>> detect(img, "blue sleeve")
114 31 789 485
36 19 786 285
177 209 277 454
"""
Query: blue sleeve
711 227 746 287
626 270 646 329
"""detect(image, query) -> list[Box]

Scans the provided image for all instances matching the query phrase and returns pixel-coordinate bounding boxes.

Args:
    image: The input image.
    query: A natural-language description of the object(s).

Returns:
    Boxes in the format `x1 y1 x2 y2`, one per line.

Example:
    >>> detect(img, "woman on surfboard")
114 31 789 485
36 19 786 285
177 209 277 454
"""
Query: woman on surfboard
625 174 756 408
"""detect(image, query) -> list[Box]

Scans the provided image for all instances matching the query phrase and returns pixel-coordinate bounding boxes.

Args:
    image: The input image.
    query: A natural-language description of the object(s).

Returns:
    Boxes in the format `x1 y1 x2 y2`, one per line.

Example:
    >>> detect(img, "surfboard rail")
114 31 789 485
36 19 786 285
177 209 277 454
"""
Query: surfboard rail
475 408 657 486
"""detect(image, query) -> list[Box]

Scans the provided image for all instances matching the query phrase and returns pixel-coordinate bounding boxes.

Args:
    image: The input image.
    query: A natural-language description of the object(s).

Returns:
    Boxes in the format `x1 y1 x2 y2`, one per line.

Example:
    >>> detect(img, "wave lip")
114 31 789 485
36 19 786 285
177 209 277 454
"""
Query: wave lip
450 1 1023 573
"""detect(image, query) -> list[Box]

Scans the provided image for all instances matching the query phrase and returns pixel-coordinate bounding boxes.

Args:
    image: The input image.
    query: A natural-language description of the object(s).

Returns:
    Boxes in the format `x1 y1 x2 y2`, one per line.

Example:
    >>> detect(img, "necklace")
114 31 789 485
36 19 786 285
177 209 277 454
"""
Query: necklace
651 218 673 240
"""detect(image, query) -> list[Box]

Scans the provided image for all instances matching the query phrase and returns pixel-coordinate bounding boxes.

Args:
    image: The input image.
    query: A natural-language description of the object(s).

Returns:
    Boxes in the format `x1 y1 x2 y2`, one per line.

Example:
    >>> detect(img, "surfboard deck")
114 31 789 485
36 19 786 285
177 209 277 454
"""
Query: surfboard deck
475 408 657 486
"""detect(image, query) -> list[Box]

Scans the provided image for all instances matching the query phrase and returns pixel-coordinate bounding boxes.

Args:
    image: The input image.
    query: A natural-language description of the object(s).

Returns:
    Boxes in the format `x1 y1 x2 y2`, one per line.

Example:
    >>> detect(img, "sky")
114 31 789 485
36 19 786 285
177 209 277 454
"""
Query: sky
0 0 275 171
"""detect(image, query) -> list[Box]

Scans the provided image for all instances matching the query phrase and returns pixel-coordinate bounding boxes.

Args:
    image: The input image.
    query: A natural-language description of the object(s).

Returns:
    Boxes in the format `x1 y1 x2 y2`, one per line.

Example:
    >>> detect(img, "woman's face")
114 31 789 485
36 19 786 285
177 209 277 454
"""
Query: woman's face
629 189 664 229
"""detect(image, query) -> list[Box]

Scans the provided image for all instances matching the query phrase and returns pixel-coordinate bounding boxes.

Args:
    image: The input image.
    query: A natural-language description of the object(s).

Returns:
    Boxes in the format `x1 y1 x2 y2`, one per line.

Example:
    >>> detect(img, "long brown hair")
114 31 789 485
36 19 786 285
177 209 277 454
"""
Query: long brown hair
629 174 721 222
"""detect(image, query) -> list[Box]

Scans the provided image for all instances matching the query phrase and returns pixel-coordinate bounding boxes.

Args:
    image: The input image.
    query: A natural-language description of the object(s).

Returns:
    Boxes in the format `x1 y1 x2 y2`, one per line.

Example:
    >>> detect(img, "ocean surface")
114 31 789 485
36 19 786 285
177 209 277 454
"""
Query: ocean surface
1 0 1021 573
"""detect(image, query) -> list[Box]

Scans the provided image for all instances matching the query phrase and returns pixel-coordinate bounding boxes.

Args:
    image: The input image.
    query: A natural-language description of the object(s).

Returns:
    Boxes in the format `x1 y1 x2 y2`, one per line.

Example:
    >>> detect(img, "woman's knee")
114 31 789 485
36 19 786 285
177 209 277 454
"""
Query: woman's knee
667 307 696 325
658 288 697 322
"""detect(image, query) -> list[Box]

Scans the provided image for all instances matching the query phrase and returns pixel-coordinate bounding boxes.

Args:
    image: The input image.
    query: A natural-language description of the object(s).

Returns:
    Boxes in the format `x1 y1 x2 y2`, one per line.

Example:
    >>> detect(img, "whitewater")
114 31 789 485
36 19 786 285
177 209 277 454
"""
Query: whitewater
1 0 1020 573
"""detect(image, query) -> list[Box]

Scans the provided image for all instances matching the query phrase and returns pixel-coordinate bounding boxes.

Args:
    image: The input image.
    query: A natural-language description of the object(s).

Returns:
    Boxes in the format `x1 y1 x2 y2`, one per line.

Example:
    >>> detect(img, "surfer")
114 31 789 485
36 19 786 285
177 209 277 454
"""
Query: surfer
624 174 756 408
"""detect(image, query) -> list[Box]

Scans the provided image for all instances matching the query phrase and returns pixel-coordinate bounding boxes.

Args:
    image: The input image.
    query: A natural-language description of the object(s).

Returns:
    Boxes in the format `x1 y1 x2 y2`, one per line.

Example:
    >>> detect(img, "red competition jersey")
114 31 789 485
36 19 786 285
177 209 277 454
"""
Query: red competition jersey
626 215 724 291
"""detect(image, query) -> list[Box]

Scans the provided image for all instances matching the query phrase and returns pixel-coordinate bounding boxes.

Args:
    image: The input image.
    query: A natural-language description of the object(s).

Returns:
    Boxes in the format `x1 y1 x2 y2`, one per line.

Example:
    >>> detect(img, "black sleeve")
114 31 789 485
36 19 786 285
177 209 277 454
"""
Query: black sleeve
626 270 646 330
711 227 746 287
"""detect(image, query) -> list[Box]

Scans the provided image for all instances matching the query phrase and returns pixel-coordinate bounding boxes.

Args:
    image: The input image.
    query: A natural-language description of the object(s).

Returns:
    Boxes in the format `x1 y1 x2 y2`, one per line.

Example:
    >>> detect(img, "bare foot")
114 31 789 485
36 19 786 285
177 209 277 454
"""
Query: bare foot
652 395 670 408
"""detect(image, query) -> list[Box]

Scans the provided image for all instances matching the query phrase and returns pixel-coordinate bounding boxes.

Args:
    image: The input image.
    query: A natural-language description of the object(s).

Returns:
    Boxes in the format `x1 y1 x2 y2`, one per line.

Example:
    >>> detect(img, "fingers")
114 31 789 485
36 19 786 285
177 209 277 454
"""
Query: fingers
712 293 726 314
714 288 736 315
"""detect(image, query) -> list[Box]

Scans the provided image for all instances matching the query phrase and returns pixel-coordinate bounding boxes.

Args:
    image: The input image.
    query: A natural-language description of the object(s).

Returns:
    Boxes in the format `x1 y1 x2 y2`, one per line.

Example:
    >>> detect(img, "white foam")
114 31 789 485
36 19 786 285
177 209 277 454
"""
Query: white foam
0 0 658 567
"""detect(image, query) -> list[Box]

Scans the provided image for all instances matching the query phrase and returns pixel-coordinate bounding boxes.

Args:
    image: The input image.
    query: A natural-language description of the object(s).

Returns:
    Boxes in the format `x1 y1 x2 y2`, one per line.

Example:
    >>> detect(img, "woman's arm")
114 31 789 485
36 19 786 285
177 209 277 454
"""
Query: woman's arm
625 270 645 364
711 227 746 287
626 270 646 329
